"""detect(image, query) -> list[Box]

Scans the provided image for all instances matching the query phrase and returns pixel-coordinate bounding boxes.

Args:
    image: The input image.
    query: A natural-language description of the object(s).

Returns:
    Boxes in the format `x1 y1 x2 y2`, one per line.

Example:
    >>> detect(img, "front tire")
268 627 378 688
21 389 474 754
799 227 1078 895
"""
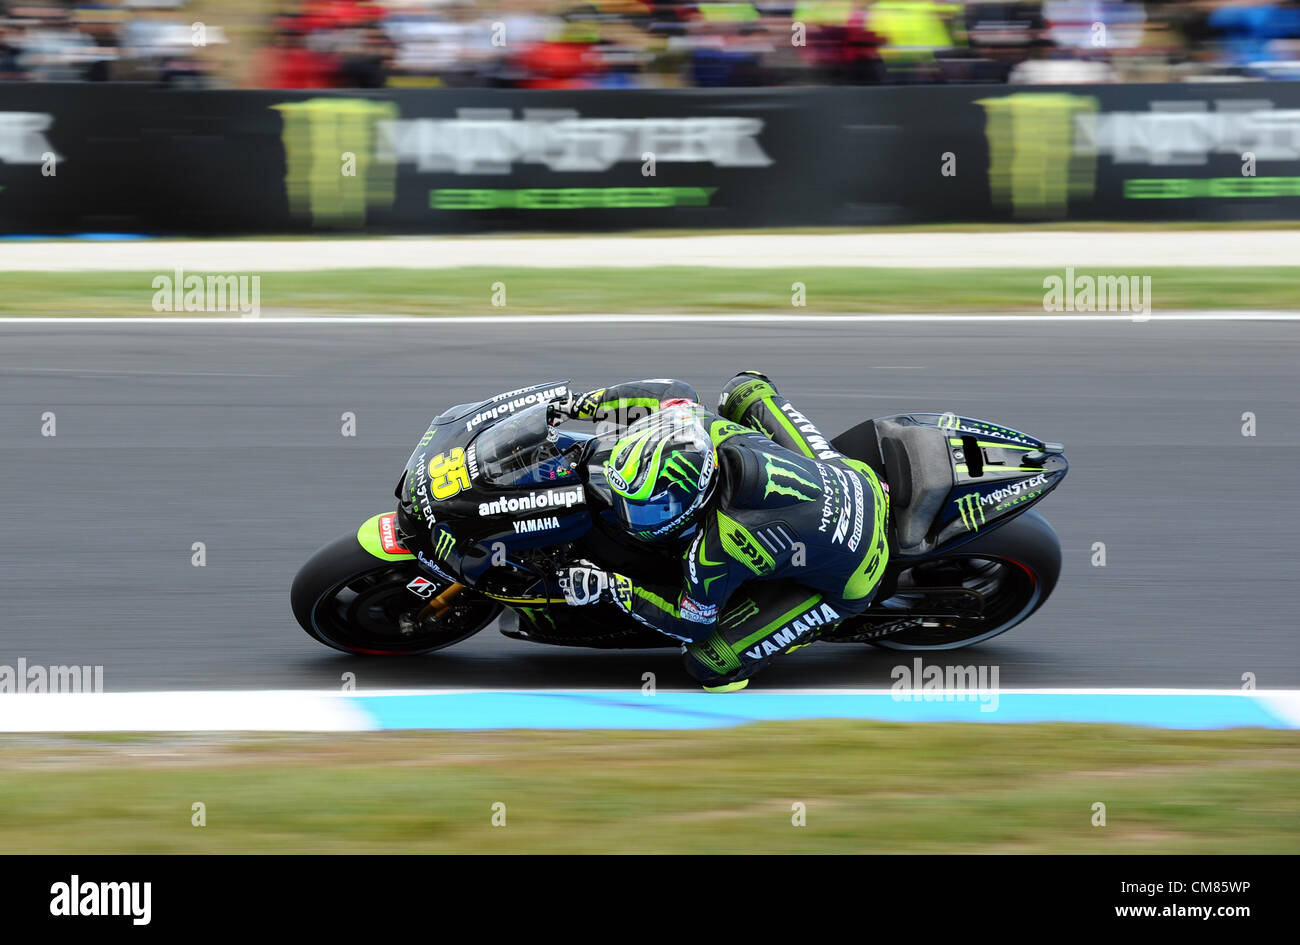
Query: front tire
291 533 501 655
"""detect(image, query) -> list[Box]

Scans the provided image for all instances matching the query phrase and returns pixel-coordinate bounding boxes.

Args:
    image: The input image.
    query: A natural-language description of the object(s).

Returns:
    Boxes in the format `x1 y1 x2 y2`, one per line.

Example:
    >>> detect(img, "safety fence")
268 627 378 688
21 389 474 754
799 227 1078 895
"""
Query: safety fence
2 83 1300 234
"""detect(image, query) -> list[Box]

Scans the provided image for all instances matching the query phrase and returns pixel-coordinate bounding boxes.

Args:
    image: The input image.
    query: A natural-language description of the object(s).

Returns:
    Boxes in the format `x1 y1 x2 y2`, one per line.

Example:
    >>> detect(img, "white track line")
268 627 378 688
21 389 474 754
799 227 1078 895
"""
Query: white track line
4 231 1300 269
0 691 372 732
1 311 1299 325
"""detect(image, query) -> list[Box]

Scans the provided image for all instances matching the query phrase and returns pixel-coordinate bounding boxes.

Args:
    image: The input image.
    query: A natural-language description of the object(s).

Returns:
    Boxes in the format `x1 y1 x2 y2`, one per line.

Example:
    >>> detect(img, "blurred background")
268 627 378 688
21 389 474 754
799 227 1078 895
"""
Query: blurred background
3 0 1300 90
2 1 1300 235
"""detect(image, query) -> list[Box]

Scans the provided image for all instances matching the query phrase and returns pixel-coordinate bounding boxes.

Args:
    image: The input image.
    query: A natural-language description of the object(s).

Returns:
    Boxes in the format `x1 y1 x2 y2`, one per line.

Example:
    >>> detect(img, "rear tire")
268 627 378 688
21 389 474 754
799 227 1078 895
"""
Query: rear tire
860 511 1061 650
291 533 500 656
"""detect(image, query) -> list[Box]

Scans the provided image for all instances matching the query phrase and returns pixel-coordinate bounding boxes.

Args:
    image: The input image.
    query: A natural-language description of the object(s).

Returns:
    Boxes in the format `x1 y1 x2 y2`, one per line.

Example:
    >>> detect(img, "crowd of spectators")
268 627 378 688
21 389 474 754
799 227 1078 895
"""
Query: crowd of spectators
3 0 1300 88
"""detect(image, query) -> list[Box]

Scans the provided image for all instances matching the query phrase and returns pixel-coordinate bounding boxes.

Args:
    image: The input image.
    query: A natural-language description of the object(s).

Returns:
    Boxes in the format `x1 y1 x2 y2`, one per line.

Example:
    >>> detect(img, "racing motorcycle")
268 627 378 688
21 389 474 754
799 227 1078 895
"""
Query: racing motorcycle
291 382 1068 657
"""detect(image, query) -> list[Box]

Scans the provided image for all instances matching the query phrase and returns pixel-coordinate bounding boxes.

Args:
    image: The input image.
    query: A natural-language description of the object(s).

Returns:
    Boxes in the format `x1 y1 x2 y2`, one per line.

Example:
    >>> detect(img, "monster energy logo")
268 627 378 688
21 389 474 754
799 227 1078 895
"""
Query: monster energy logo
661 451 701 491
956 493 986 532
763 456 818 502
273 98 399 227
720 597 760 630
937 412 960 431
978 93 1098 220
517 605 556 631
433 530 455 560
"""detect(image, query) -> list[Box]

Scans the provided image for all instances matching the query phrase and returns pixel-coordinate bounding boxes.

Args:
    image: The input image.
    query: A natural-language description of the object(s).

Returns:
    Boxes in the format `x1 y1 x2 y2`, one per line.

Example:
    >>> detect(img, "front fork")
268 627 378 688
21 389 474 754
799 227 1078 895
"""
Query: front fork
397 583 466 635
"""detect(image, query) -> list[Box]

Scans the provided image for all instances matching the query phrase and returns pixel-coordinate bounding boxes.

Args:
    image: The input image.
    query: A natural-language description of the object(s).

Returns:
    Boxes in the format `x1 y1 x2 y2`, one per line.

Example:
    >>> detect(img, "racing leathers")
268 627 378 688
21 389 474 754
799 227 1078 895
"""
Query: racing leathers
564 374 890 689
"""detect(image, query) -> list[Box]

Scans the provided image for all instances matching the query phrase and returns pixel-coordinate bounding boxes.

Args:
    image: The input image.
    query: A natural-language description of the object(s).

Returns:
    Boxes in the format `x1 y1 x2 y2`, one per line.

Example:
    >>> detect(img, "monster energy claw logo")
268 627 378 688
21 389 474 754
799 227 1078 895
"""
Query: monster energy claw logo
956 493 986 532
721 598 760 630
978 92 1098 220
433 529 455 560
938 412 960 431
763 455 819 502
662 451 701 491
274 98 399 227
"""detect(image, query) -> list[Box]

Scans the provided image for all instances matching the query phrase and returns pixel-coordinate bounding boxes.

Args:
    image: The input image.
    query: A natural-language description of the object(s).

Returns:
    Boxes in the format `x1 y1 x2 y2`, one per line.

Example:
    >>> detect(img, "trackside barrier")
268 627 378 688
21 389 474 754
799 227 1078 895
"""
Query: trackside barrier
4 83 1300 234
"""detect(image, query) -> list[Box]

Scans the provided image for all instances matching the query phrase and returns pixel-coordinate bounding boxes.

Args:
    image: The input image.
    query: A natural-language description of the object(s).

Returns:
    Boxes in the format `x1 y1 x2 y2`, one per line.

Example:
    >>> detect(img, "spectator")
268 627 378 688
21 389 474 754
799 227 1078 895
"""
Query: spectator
2 0 1300 88
263 20 339 88
0 22 23 80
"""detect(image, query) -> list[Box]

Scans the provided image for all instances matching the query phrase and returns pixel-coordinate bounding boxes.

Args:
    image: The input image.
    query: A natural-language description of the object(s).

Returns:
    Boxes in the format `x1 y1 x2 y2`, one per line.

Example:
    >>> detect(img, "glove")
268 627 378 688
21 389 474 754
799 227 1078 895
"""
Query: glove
547 394 573 426
558 561 611 606
555 388 605 421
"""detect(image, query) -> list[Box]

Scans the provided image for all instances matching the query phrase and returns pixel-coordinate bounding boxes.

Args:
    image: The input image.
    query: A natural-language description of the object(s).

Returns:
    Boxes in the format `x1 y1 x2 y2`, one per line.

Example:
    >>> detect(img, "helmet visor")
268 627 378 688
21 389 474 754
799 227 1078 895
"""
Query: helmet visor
615 489 687 534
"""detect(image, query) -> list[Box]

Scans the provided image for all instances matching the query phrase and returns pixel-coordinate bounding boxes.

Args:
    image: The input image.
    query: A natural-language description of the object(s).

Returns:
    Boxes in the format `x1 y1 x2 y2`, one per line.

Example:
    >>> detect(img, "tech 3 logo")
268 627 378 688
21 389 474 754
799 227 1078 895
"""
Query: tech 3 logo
955 492 986 533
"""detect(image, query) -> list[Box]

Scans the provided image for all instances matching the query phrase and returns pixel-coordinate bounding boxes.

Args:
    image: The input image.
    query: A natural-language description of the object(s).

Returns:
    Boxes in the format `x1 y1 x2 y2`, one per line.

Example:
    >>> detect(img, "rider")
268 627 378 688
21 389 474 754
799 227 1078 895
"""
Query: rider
555 373 890 692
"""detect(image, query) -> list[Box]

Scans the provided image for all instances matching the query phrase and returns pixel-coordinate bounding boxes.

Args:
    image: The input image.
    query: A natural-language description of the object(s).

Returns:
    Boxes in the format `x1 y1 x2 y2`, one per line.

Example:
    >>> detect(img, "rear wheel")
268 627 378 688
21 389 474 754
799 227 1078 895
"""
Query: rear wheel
831 511 1061 650
290 533 501 655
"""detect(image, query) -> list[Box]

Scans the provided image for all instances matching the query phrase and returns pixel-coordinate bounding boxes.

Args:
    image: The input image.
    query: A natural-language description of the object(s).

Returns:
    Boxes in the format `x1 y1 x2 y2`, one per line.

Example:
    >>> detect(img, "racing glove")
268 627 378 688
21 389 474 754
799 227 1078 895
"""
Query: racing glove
555 389 605 421
557 561 612 606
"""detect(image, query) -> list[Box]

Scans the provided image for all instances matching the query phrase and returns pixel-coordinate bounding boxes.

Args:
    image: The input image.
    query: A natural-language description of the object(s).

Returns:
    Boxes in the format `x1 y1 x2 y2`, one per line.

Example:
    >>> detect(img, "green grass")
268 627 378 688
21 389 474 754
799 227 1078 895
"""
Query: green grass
2 266 1298 316
2 722 1297 853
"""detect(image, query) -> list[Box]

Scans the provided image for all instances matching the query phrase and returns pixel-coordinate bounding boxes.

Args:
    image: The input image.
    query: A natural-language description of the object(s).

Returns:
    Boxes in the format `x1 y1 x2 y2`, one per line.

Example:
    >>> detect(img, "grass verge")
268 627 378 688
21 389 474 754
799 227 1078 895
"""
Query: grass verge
2 721 1297 853
0 267 1297 316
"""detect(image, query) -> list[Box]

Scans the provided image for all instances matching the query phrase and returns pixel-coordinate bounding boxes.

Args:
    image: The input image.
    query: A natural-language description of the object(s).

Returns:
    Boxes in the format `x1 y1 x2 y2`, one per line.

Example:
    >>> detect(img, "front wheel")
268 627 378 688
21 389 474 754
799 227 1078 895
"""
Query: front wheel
832 510 1062 651
290 532 501 655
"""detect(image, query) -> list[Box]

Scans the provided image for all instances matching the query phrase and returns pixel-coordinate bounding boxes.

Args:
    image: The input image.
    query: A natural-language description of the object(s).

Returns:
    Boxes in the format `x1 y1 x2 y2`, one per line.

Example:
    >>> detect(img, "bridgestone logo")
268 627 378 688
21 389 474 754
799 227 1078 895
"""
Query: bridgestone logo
479 488 584 517
466 385 568 433
848 470 865 551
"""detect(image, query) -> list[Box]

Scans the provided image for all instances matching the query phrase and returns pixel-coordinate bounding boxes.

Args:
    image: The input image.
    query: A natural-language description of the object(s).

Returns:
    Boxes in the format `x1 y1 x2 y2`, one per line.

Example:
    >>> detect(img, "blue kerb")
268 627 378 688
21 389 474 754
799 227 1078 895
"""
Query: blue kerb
353 691 1291 731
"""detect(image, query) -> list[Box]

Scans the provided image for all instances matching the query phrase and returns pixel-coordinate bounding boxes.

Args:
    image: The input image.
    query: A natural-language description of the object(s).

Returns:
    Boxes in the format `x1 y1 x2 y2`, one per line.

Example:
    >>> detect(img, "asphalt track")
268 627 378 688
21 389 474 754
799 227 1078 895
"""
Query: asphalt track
1 317 1297 691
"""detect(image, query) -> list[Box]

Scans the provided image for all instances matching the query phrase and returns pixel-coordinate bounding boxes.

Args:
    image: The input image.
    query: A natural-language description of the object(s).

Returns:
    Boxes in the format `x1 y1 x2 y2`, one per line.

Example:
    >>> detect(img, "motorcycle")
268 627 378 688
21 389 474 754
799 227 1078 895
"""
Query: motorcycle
291 382 1068 660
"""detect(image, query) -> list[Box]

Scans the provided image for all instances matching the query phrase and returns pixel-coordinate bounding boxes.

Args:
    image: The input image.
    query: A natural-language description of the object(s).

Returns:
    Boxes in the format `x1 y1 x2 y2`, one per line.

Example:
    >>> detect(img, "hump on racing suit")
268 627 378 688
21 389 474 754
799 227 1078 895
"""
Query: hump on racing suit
572 376 890 676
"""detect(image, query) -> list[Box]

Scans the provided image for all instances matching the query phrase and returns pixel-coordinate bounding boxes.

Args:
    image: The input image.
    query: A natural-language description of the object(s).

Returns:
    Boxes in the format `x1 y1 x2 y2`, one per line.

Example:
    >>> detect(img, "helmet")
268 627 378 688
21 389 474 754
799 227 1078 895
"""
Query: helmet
603 406 718 542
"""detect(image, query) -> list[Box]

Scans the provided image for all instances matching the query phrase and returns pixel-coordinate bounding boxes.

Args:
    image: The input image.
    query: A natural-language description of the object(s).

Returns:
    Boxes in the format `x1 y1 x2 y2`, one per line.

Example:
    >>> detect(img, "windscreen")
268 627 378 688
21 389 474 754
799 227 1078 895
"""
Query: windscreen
474 403 580 487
